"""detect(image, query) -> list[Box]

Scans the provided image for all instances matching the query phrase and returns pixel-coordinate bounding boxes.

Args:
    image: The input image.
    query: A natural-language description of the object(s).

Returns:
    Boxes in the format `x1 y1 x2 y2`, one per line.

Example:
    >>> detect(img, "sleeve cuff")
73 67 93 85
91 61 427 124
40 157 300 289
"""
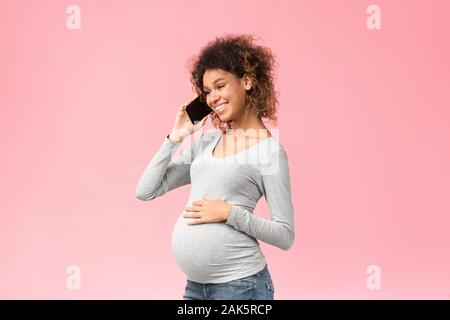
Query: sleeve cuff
225 204 245 228
164 134 182 146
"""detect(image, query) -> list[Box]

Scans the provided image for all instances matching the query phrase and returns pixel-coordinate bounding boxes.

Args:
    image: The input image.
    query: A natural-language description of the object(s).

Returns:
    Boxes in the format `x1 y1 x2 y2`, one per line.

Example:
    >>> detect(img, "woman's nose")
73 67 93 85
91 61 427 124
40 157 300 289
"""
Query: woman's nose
209 93 220 105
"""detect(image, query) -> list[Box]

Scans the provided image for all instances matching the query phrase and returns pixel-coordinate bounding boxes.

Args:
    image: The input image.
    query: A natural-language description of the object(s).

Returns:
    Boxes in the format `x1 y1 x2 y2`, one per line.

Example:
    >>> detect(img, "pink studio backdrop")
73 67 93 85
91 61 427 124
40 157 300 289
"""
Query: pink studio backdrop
1 0 449 299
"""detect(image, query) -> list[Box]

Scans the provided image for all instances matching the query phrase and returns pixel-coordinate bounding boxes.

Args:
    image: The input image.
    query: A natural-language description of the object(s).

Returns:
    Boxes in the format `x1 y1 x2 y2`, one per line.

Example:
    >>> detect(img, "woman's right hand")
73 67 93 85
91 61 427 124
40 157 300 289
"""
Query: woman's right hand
169 96 208 143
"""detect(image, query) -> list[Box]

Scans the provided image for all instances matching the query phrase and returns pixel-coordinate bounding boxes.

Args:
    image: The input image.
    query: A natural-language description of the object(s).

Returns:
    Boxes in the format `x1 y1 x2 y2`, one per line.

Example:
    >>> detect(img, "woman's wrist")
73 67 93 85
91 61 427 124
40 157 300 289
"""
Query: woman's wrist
168 132 183 143
223 203 233 221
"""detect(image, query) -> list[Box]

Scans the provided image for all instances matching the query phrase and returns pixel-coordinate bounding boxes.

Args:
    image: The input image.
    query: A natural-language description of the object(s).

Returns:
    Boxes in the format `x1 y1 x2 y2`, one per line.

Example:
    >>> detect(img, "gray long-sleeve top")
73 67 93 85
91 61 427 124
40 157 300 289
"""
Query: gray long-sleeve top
135 129 295 284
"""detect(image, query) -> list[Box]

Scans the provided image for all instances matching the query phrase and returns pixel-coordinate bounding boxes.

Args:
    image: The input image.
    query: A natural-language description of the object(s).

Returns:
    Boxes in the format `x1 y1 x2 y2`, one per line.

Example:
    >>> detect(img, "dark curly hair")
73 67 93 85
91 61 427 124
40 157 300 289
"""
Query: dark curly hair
186 33 280 133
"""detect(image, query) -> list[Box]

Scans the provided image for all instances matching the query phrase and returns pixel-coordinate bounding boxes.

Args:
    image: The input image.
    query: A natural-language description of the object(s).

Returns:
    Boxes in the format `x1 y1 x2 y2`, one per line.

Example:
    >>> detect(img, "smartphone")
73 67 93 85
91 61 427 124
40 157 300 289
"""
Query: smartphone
185 95 212 125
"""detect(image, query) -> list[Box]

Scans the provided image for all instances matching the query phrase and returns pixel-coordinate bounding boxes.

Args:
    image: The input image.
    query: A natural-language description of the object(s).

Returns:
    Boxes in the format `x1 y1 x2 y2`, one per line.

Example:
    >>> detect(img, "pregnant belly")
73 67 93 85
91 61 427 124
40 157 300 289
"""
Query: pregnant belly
171 214 262 282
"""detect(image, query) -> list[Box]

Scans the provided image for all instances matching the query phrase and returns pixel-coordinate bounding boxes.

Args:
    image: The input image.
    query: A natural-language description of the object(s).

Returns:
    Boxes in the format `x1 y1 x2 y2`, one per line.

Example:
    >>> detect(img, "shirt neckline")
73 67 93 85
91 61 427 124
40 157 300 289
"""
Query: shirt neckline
210 130 274 159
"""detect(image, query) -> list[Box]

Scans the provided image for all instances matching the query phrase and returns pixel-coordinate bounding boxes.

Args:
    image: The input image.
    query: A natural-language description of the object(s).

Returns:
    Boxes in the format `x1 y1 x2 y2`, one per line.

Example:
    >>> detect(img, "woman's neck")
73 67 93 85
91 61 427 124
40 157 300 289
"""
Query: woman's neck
228 110 271 138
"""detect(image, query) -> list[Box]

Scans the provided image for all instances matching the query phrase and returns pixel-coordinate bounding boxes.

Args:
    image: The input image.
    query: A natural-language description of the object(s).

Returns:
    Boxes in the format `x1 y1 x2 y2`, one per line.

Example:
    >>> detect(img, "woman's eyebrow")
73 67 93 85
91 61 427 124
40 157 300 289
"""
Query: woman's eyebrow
203 77 225 90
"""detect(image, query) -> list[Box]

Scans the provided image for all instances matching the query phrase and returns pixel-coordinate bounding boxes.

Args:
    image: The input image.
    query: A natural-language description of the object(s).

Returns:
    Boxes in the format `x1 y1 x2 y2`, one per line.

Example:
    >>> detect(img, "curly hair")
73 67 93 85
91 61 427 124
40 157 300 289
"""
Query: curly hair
186 33 280 133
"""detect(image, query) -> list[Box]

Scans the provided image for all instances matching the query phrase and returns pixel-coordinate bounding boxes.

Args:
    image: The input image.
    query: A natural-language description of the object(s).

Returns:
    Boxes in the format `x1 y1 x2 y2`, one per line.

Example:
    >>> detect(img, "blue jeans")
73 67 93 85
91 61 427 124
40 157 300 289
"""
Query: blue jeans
182 264 275 300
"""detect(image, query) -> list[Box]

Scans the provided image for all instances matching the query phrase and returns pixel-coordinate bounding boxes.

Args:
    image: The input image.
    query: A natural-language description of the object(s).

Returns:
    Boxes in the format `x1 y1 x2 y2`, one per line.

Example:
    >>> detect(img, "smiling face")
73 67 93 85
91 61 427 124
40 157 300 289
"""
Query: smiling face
202 68 252 123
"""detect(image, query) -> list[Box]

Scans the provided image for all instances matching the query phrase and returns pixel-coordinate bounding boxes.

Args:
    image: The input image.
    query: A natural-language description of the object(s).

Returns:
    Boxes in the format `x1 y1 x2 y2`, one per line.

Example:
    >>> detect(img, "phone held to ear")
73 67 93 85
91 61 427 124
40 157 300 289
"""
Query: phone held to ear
185 95 212 125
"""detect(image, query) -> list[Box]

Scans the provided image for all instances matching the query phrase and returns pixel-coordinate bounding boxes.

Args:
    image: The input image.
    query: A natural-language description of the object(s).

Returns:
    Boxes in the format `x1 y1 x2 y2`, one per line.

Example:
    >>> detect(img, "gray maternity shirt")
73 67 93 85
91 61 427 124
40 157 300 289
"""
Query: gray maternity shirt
135 129 295 284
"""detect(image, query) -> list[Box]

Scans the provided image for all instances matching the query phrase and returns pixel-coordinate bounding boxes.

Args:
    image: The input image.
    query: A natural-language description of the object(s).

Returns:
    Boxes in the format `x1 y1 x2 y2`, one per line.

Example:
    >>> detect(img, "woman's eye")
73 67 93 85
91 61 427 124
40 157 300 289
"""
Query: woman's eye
204 85 224 95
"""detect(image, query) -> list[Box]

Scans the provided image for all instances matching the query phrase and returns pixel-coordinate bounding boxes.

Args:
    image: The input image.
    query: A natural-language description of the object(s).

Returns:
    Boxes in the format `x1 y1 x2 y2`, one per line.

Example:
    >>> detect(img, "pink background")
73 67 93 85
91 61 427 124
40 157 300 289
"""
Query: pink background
1 0 449 299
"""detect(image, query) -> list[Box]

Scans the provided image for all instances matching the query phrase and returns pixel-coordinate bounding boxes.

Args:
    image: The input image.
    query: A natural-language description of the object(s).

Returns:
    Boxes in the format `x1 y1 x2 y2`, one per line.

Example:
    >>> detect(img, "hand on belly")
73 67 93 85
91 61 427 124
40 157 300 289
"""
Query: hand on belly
183 198 232 226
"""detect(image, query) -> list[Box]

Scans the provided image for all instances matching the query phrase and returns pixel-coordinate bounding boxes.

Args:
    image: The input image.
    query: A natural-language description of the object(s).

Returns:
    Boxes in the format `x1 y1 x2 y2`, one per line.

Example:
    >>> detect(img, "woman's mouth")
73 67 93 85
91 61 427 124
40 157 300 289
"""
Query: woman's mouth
215 102 228 113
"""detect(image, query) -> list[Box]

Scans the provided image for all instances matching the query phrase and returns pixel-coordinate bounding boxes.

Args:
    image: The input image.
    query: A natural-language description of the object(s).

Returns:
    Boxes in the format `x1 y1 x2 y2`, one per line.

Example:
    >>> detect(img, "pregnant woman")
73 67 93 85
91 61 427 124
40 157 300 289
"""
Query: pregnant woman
135 34 295 300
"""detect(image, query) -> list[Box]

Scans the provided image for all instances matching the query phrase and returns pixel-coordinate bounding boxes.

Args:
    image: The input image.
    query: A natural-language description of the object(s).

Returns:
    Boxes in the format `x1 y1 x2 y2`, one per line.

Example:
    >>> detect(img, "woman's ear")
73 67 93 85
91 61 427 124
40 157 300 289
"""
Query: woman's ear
242 74 253 91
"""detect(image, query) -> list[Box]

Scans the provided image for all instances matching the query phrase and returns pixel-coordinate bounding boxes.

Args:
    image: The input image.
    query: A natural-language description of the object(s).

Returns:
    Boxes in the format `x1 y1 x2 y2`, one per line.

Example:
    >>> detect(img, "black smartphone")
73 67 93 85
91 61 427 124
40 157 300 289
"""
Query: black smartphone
185 95 212 124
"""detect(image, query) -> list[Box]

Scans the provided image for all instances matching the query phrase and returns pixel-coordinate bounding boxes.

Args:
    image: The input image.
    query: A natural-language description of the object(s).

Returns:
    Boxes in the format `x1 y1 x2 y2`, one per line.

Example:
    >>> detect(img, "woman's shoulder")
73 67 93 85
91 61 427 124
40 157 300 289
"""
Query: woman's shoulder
198 128 222 144
186 128 221 154
264 133 286 154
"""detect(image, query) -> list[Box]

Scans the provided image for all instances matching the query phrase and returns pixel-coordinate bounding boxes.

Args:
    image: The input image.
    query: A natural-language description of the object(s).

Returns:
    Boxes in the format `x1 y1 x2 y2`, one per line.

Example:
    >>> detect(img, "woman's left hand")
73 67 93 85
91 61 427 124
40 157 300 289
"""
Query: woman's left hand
183 198 232 226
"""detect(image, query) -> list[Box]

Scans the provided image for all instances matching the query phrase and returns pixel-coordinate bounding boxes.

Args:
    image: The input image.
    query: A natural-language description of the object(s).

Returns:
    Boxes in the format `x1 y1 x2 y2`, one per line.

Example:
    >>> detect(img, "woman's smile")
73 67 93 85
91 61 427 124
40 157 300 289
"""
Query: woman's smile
215 102 228 113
